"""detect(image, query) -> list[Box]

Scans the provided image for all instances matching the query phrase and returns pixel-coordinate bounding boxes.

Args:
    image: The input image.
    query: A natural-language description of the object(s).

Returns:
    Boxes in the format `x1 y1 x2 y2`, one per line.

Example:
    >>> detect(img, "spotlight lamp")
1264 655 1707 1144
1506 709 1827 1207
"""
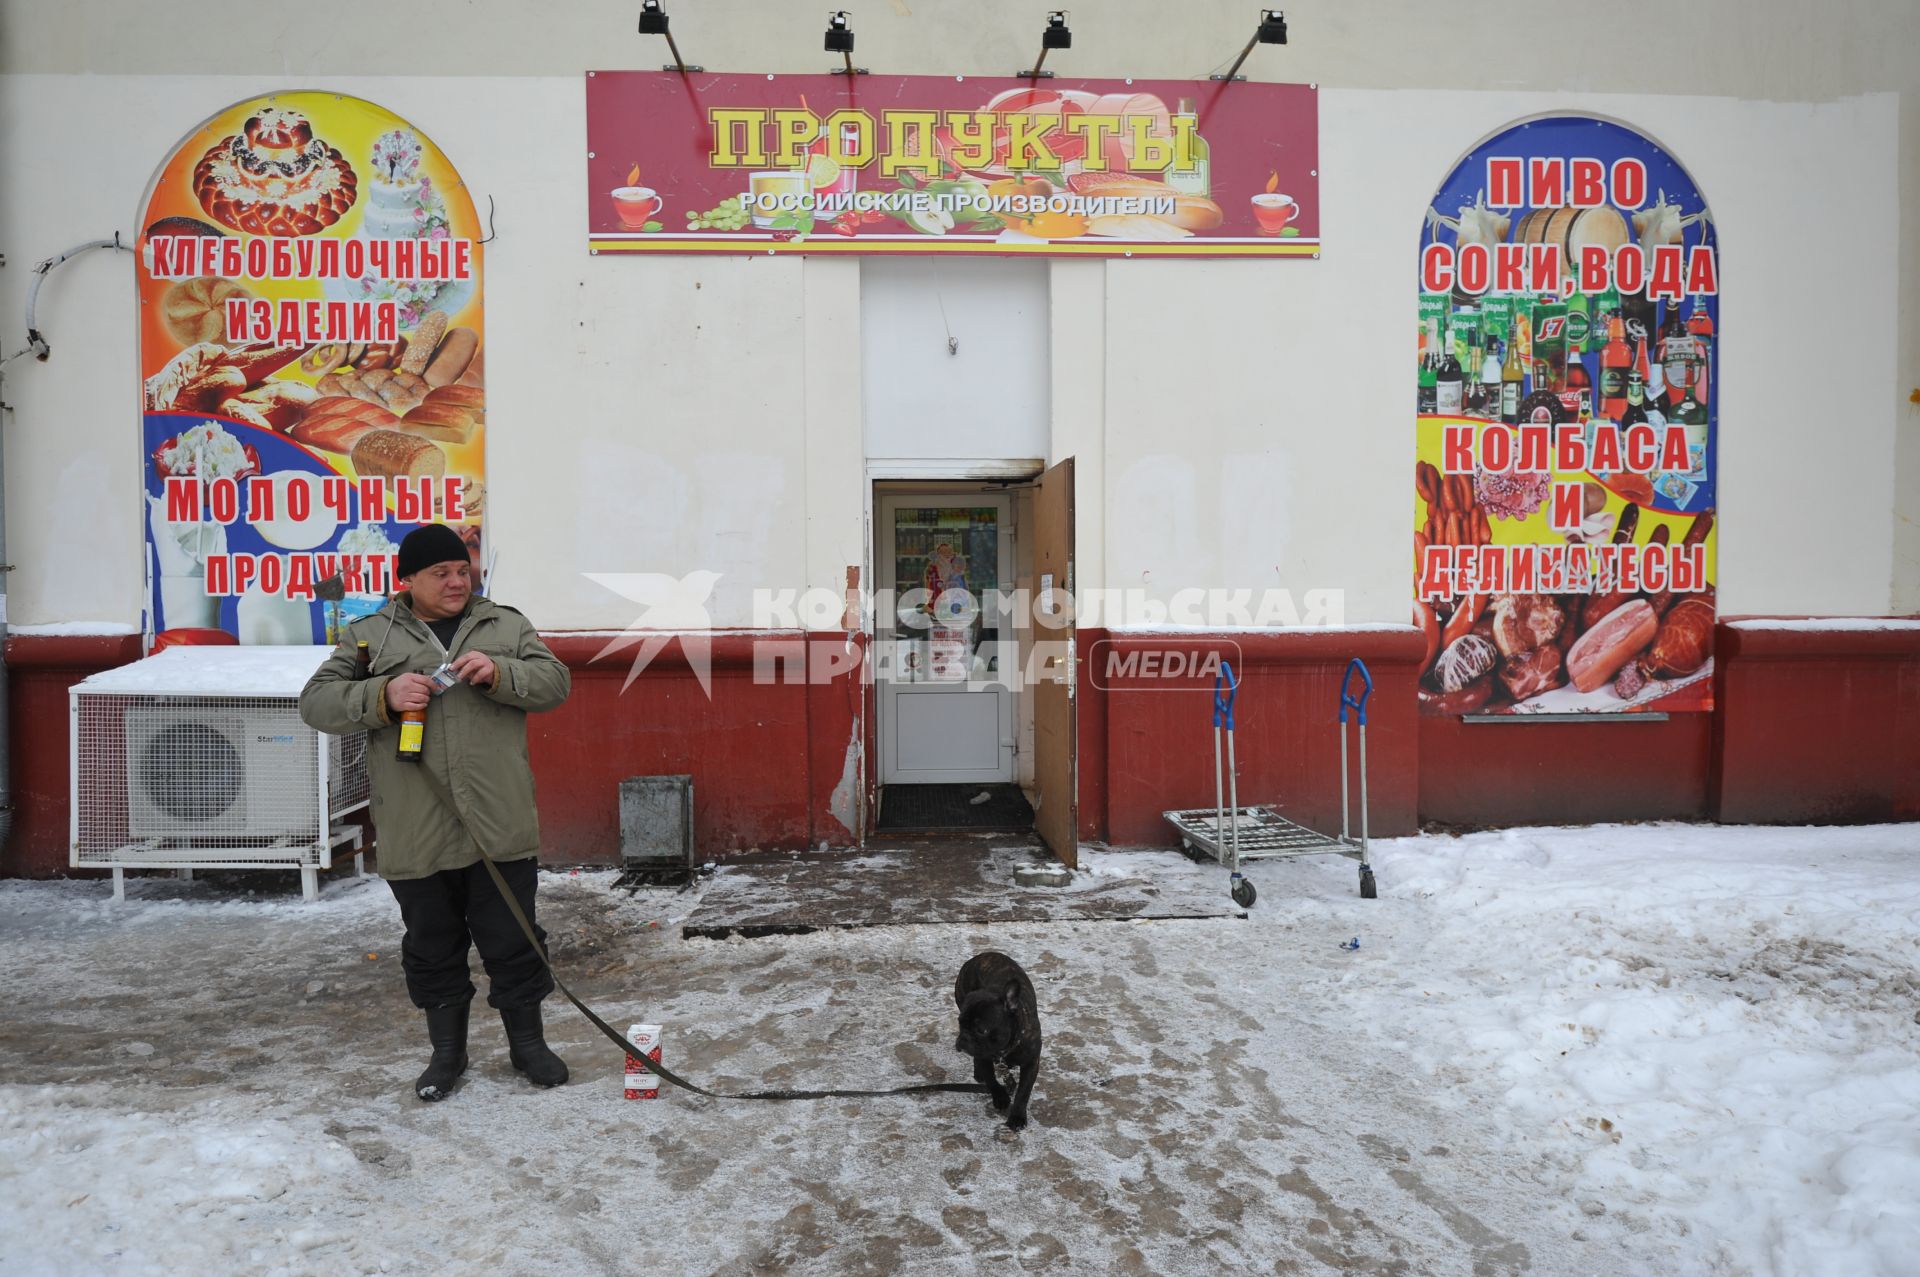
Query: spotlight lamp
1021 11 1072 78
638 2 701 73
826 10 867 75
1214 8 1289 82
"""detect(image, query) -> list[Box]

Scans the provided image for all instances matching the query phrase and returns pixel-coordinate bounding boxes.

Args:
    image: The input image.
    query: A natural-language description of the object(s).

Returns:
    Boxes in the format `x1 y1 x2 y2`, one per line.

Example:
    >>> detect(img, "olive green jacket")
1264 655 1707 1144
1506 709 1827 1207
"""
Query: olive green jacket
298 593 570 880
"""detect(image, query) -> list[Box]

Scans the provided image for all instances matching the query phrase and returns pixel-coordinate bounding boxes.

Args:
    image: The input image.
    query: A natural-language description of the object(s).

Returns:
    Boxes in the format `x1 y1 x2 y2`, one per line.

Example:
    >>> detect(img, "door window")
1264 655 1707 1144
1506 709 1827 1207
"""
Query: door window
892 505 1001 683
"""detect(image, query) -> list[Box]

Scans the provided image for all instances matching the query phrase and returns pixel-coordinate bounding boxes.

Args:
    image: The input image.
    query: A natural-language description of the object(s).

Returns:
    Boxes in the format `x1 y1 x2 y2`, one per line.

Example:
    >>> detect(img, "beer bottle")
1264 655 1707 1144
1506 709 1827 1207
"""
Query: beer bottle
355 641 371 679
1435 326 1464 416
1599 315 1631 423
1500 334 1524 424
397 698 426 764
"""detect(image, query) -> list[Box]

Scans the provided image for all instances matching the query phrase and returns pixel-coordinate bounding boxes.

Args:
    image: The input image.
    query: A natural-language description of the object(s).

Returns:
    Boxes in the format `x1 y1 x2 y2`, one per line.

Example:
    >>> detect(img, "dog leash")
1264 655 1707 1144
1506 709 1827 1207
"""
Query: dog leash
475 851 992 1102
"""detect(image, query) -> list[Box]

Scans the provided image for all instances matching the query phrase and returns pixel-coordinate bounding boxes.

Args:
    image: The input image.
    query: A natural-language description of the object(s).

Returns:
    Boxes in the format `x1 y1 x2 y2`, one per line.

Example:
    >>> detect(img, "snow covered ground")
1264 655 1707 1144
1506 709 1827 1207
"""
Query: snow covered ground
2 822 1917 1275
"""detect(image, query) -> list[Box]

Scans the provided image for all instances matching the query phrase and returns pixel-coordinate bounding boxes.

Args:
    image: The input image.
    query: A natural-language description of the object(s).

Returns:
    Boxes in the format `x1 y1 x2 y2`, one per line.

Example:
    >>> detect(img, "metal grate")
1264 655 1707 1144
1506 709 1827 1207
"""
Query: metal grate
1162 806 1361 862
73 691 369 870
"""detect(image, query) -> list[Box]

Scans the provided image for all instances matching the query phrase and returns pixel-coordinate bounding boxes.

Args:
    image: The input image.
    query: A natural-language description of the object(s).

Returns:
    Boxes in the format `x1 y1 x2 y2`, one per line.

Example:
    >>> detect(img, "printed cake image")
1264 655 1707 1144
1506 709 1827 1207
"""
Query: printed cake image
361 129 444 239
346 128 468 327
192 107 358 236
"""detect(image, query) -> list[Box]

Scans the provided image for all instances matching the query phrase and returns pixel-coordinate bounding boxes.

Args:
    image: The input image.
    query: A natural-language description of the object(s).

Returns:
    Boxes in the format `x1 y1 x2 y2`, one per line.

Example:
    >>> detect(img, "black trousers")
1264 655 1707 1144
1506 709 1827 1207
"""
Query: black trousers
386 856 555 1011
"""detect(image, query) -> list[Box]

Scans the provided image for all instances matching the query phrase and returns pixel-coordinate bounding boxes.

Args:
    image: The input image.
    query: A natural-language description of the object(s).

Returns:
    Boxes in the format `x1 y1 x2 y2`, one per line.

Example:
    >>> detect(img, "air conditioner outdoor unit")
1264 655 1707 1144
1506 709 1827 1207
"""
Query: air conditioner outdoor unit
127 706 314 838
72 646 371 901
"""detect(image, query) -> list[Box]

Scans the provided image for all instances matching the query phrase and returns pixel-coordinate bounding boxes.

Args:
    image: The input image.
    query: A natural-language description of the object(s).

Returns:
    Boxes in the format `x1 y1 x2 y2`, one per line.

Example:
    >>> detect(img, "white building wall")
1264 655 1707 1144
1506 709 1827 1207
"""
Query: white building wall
1 0 1912 630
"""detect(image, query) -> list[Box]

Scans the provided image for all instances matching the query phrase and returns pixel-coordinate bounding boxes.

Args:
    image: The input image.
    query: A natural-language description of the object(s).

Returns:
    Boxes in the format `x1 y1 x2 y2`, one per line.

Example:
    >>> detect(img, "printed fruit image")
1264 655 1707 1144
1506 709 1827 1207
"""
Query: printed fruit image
686 196 750 231
1011 210 1088 239
988 176 1053 203
903 206 956 236
806 155 841 190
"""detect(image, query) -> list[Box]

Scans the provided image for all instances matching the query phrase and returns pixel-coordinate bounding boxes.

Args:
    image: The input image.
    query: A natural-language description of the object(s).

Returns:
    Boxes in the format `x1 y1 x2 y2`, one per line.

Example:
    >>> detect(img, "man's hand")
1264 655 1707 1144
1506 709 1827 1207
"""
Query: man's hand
385 673 435 714
448 650 498 689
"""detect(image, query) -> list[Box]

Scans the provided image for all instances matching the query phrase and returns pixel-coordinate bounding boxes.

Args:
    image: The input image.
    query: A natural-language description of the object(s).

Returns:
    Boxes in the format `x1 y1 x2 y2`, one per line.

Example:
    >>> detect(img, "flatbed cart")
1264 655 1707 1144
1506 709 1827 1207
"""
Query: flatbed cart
1163 658 1378 905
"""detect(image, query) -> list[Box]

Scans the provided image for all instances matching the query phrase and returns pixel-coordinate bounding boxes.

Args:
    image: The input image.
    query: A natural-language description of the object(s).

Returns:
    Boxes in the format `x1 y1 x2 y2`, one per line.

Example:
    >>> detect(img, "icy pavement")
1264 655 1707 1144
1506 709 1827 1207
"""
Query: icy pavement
2 822 1917 1276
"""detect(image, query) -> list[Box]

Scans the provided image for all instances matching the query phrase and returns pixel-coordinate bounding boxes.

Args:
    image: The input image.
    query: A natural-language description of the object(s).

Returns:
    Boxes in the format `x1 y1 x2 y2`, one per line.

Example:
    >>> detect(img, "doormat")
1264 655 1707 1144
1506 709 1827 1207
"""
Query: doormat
879 784 1035 832
679 843 1240 938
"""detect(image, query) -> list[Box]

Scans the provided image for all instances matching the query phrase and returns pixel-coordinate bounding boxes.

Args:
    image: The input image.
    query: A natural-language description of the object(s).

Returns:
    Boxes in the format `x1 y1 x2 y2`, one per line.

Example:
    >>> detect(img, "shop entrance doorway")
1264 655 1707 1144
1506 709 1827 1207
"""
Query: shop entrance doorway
871 462 1076 864
875 490 1017 788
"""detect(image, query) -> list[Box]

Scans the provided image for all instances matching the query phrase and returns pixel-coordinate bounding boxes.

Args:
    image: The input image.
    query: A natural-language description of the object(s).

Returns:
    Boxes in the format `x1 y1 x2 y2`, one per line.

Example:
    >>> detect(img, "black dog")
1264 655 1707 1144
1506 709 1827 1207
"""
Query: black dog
953 951 1042 1130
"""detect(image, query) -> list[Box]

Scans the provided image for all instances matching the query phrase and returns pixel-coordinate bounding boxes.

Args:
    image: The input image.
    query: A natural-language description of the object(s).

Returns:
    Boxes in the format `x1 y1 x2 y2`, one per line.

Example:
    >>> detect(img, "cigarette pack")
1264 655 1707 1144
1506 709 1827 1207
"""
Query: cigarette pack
624 1023 663 1100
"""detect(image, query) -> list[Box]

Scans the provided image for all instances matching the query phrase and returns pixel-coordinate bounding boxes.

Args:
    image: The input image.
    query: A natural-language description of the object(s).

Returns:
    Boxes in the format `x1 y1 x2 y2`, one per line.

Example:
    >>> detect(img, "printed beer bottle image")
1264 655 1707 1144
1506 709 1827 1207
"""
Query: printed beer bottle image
1599 314 1631 422
1620 369 1649 429
1479 341 1503 420
1435 325 1465 415
1686 297 1714 404
1566 348 1594 421
1500 333 1525 424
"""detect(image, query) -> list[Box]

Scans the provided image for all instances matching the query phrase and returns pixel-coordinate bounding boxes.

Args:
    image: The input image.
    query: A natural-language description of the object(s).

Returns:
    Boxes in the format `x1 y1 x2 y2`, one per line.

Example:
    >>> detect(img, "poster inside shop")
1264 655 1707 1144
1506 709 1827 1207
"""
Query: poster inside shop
584 72 1318 258
138 93 485 645
1413 115 1718 716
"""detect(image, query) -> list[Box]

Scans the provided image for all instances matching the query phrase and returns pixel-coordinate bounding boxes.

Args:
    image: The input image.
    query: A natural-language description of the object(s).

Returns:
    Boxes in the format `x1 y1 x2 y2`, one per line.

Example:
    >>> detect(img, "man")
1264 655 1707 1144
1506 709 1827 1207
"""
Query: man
300 523 572 1101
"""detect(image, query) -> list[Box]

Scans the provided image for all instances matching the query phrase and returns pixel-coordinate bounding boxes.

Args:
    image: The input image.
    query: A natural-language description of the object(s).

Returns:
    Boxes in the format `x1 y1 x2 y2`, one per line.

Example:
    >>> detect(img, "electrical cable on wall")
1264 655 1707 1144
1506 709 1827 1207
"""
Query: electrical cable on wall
3 234 134 374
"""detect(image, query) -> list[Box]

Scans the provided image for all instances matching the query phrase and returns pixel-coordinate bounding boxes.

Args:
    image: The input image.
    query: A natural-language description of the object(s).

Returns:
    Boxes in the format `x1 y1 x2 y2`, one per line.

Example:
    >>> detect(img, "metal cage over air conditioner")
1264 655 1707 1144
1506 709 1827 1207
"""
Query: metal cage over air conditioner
70 647 371 901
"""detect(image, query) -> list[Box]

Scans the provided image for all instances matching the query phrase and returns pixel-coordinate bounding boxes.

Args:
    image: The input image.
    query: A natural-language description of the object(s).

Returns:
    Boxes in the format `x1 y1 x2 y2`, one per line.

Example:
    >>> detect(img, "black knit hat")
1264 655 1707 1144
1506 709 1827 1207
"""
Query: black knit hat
396 524 470 581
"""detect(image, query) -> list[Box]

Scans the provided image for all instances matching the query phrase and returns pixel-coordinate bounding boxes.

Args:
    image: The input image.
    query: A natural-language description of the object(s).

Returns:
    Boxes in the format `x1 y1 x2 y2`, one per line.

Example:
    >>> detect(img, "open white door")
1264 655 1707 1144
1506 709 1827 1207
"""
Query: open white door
875 494 1017 785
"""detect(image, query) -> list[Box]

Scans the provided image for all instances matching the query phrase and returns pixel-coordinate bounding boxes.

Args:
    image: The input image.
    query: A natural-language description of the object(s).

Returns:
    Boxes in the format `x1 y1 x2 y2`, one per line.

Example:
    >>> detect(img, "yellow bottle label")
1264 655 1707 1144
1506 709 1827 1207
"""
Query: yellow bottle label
398 719 425 754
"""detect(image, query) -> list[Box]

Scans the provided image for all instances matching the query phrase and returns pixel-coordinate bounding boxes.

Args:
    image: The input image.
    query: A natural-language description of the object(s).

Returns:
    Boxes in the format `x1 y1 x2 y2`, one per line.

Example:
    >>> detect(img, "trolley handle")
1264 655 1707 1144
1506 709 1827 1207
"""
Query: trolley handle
1213 660 1239 730
1338 657 1372 726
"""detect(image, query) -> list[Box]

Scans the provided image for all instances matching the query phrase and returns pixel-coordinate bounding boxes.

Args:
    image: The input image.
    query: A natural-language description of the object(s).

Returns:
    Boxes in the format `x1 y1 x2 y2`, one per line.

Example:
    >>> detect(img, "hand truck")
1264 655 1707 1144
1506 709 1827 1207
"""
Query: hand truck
1162 658 1379 904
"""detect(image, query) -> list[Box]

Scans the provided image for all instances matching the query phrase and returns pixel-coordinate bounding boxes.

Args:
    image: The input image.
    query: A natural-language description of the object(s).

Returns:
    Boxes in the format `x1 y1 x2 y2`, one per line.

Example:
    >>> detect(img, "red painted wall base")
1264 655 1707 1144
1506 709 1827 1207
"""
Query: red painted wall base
5 620 1915 878
1711 623 1920 824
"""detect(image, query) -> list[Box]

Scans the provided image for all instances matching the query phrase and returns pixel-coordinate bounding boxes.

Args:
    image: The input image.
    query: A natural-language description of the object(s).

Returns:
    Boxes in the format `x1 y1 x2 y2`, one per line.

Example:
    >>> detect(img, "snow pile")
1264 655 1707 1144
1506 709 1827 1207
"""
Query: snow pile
1371 824 1920 1275
0 1086 360 1277
73 645 334 697
1727 618 1920 632
7 622 140 637
2 827 1918 1274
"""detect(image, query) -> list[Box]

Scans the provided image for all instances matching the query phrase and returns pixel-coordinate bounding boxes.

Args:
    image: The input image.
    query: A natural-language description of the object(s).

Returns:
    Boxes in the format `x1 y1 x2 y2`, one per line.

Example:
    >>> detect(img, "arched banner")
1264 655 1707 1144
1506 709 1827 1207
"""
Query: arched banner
138 93 485 644
1413 115 1717 717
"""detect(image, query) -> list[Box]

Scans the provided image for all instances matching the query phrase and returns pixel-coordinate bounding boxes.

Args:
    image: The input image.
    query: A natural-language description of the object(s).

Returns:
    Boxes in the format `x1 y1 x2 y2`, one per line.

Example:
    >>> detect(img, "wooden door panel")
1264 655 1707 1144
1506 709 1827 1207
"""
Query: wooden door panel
1032 458 1077 868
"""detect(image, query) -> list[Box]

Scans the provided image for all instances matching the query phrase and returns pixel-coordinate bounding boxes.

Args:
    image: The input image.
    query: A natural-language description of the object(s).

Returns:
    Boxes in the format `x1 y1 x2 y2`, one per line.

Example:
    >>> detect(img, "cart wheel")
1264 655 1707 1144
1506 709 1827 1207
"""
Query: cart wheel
1232 879 1257 909
1359 869 1377 900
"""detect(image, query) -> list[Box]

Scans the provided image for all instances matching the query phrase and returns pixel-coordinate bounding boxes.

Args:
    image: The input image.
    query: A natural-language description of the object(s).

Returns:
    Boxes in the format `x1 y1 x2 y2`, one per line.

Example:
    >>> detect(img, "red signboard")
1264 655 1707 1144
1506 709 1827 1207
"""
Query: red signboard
585 72 1318 258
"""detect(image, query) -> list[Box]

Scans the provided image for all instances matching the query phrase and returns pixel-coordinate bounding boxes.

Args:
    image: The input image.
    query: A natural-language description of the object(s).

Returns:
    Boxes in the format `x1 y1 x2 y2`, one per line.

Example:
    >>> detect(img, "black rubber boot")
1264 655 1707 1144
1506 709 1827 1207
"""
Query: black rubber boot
501 1005 569 1088
415 1003 469 1102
